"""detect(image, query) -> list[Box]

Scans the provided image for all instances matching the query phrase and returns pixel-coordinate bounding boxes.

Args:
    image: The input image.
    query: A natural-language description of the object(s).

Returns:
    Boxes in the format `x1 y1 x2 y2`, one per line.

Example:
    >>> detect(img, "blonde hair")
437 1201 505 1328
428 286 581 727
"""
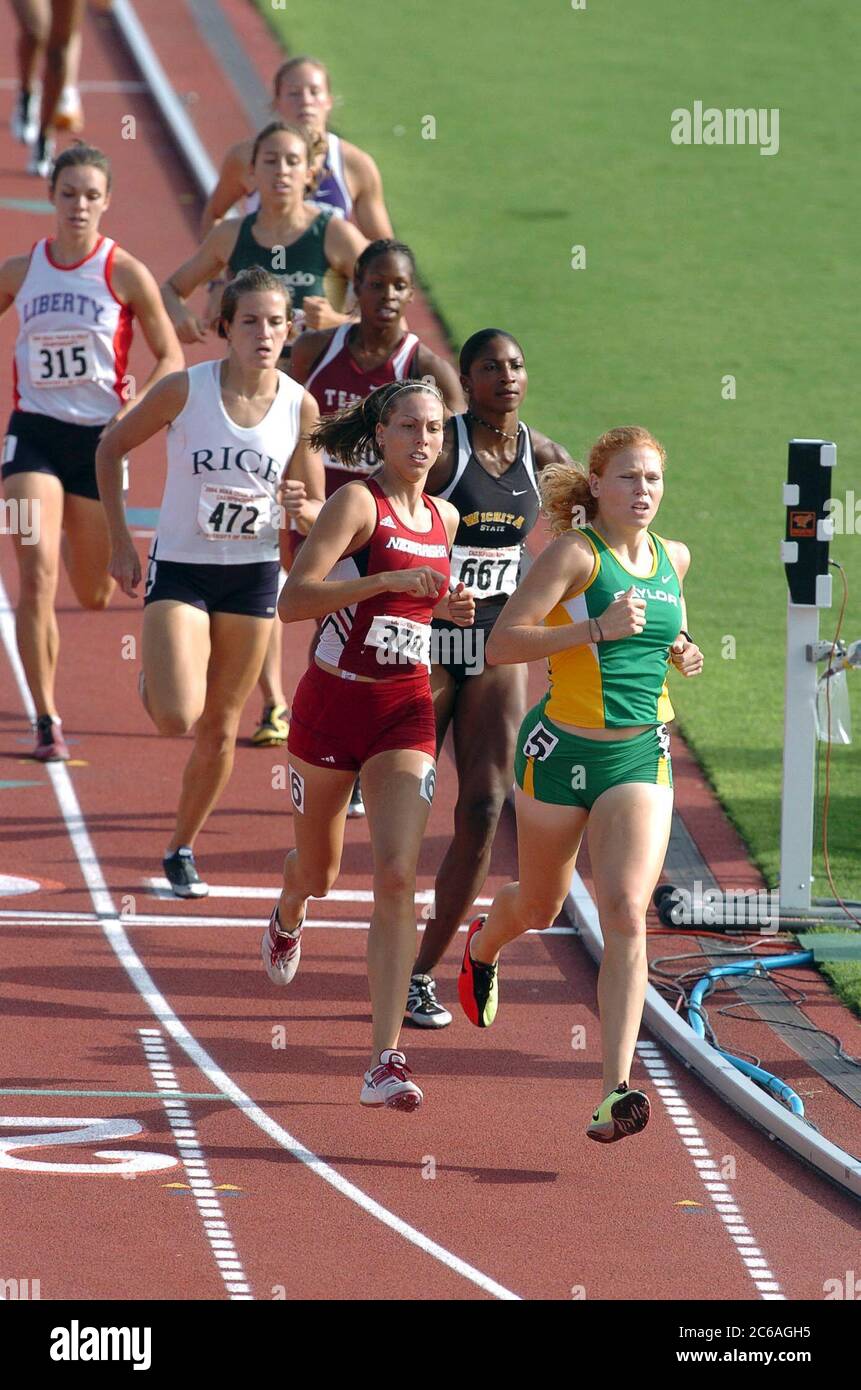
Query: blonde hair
540 425 666 536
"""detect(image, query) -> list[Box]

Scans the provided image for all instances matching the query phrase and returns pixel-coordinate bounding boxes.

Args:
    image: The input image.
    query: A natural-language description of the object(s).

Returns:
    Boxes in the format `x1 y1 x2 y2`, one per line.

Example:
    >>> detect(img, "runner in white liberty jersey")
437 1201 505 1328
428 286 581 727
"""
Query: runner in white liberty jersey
97 269 324 898
0 144 182 761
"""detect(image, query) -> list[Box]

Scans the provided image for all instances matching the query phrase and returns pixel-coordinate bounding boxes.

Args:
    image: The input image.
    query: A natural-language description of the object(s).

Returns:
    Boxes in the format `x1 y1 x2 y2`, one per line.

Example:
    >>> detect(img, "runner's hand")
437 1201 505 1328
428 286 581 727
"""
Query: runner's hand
279 479 307 516
301 296 342 332
669 635 704 677
444 582 475 627
384 566 447 599
173 306 209 345
110 538 141 598
598 586 647 639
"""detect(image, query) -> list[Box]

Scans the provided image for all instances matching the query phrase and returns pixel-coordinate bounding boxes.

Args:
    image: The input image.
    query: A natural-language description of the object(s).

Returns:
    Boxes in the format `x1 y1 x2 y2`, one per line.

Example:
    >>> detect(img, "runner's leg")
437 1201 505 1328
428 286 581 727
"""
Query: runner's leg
38 0 84 137
361 748 434 1065
4 470 63 716
11 0 49 93
470 788 588 960
61 491 115 610
168 609 272 851
277 752 354 929
141 599 211 736
415 662 527 974
586 782 673 1095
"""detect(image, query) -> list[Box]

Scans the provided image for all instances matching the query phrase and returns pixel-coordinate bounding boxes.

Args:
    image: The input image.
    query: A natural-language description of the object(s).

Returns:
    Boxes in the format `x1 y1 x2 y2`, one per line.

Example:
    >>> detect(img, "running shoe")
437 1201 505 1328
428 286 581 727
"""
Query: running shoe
586 1082 651 1144
347 777 365 818
360 1049 423 1111
260 901 304 985
27 132 54 179
11 90 39 144
458 916 498 1028
163 846 209 899
32 714 70 762
404 973 453 1028
54 86 84 133
251 702 289 747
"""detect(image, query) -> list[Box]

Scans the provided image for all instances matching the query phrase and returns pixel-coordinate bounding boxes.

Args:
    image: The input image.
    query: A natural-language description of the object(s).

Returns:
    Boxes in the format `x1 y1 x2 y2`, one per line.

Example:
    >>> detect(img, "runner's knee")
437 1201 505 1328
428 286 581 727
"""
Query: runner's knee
454 787 507 854
17 562 58 607
599 892 646 938
373 858 415 903
517 893 567 934
76 580 113 611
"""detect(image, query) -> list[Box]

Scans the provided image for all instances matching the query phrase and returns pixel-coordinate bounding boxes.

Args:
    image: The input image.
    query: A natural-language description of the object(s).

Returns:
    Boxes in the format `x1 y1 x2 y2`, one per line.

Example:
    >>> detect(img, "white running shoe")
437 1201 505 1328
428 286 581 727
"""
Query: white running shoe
27 133 54 179
55 86 84 133
12 90 39 144
360 1049 423 1111
260 902 304 985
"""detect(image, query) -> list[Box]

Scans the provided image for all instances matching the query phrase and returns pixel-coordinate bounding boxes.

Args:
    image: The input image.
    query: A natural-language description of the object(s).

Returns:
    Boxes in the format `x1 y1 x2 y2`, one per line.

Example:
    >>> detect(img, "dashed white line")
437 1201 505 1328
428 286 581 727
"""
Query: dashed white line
635 1042 785 1299
138 1028 252 1301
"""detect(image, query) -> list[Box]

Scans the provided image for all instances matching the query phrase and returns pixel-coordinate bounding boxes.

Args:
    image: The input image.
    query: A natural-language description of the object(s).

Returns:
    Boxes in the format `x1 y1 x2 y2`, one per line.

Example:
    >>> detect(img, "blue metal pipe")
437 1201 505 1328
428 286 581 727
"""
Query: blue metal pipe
686 952 814 1116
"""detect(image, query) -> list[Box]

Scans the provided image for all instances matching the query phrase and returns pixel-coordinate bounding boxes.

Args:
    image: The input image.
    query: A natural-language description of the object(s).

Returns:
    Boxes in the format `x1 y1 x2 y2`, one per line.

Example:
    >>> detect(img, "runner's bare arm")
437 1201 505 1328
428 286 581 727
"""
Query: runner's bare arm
301 218 369 332
109 251 185 415
485 531 600 665
199 140 253 236
286 328 333 385
664 540 703 676
412 346 467 415
344 144 394 240
278 482 445 622
0 255 30 315
431 497 475 626
95 372 190 596
279 393 325 560
160 222 237 344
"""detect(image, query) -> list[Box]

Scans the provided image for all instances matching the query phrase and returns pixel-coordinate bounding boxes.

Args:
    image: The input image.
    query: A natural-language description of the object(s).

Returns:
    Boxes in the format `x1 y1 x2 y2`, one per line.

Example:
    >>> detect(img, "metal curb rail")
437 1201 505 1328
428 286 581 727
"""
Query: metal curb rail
111 0 218 195
565 870 861 1203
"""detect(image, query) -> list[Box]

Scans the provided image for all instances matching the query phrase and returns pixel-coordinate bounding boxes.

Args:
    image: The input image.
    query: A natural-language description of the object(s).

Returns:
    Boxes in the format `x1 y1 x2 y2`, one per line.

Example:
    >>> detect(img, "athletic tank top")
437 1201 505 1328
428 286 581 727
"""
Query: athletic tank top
315 478 450 679
244 133 352 221
544 525 683 728
152 360 304 565
228 208 335 311
12 237 133 425
436 414 539 603
305 324 419 494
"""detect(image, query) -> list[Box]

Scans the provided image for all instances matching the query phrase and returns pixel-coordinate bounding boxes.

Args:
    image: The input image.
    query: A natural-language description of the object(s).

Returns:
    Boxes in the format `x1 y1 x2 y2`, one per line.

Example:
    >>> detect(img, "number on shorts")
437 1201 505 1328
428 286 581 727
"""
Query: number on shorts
522 721 559 762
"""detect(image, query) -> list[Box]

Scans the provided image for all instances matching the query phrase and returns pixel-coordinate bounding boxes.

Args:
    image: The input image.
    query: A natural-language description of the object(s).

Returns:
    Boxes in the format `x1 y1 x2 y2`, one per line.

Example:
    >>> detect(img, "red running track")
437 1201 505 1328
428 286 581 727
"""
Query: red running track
0 0 858 1303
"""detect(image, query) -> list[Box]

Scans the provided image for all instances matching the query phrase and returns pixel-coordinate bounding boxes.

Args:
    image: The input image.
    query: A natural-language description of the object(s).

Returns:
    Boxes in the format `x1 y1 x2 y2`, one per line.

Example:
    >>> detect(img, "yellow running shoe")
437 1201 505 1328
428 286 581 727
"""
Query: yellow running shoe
252 702 289 747
586 1082 650 1143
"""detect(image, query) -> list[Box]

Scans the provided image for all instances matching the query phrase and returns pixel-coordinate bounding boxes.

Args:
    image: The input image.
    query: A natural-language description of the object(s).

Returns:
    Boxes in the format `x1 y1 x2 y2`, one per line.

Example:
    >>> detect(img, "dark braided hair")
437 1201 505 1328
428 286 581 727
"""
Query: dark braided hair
309 379 443 466
354 239 417 285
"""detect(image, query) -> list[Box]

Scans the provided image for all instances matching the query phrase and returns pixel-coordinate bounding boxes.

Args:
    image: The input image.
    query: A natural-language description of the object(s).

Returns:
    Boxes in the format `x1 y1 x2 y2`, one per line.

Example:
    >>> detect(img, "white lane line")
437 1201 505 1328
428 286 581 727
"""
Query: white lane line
138 1029 252 1300
0 908 575 933
0 574 520 1302
635 1042 785 1299
144 880 493 905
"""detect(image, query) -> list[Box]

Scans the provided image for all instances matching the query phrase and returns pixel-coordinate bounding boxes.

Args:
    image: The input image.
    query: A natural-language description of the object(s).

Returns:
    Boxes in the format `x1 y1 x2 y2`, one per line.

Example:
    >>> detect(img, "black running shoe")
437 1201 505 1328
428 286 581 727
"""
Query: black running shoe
347 777 365 818
163 847 209 899
404 973 453 1028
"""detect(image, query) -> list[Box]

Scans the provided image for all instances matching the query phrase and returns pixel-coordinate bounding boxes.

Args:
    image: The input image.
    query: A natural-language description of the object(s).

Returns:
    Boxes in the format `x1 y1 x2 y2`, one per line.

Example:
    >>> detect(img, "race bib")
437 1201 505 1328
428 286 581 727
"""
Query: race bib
365 614 432 668
28 329 97 389
197 483 273 543
450 544 521 597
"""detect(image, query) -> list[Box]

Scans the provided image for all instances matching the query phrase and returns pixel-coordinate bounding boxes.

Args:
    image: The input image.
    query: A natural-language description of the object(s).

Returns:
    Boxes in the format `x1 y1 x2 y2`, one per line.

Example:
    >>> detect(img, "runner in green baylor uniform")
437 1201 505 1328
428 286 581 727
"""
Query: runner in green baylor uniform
457 425 704 1143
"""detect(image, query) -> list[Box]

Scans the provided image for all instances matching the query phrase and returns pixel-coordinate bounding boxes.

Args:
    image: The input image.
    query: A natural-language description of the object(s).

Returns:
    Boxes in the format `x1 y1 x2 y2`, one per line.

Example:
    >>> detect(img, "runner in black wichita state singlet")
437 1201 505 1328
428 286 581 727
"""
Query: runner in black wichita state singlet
405 328 575 1028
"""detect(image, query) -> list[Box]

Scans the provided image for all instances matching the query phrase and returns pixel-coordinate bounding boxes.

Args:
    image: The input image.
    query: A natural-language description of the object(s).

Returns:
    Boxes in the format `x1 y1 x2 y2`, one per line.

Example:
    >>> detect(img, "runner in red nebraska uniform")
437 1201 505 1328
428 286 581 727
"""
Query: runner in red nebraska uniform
260 380 474 1112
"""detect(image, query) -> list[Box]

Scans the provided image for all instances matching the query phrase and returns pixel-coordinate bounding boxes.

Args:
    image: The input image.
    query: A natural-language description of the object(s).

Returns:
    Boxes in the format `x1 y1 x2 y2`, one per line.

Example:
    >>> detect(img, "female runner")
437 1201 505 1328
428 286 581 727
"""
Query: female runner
96 268 324 897
287 238 464 808
0 143 183 760
405 329 572 1027
201 54 393 310
457 426 704 1141
161 122 367 347
265 380 474 1110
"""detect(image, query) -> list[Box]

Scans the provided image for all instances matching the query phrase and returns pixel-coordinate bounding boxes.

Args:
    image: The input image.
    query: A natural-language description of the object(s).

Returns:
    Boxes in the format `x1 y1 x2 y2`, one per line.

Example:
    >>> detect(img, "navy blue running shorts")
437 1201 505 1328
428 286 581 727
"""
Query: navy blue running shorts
144 550 279 619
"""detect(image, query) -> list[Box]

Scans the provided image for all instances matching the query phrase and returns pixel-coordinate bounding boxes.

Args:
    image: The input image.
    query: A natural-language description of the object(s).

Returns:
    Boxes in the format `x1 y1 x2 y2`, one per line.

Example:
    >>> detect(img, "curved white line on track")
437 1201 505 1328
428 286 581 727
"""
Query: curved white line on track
0 578 521 1302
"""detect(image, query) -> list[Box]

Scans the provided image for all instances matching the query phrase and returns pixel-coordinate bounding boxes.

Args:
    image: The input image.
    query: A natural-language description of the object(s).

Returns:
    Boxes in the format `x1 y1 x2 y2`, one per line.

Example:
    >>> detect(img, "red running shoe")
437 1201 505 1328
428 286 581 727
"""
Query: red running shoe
32 715 70 762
